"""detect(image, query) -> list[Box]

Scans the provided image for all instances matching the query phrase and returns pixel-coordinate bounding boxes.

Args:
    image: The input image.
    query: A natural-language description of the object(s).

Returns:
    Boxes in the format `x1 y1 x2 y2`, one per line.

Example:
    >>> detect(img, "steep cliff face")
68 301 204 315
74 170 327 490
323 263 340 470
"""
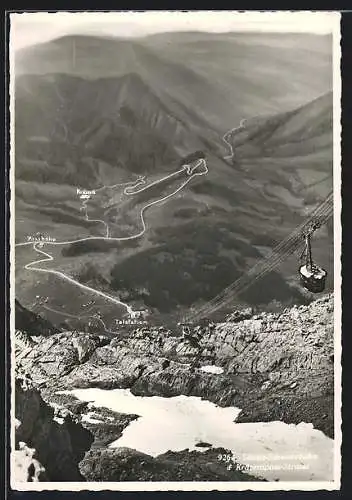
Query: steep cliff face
16 294 334 438
13 374 93 482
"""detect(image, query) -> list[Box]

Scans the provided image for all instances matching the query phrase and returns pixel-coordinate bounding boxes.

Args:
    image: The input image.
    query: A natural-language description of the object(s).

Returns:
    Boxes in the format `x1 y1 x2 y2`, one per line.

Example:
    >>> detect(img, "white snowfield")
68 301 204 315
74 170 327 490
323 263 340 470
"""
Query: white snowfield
62 388 334 482
199 365 224 374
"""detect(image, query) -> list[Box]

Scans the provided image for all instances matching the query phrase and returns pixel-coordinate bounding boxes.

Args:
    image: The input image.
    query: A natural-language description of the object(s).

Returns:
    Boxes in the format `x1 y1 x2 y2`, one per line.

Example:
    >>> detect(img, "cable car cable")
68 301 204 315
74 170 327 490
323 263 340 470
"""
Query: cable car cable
184 194 333 322
188 202 332 321
193 205 333 320
192 202 333 320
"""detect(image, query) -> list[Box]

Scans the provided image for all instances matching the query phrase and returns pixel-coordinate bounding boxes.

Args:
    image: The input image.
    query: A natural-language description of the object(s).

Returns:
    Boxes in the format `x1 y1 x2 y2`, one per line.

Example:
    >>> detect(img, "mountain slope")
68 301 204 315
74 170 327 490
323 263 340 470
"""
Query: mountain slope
230 91 332 158
227 91 333 202
15 299 61 336
15 33 333 130
15 71 216 187
14 33 334 320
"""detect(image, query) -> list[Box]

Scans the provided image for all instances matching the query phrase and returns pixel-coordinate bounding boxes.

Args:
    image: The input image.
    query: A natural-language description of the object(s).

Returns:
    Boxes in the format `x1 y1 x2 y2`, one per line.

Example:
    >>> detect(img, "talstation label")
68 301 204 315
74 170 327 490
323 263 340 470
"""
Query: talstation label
115 319 148 326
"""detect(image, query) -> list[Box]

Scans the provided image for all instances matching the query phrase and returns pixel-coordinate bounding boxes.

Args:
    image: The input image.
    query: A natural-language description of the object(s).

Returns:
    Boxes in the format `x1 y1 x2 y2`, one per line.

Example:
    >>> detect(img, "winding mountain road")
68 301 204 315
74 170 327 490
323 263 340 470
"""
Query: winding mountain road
222 118 247 160
16 116 246 323
16 159 209 317
15 160 208 248
24 243 136 315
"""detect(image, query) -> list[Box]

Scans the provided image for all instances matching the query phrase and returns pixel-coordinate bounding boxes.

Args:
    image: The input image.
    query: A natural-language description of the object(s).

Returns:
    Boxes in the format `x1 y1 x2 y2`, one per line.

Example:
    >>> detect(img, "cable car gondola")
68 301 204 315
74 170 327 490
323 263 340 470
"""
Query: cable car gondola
299 226 327 293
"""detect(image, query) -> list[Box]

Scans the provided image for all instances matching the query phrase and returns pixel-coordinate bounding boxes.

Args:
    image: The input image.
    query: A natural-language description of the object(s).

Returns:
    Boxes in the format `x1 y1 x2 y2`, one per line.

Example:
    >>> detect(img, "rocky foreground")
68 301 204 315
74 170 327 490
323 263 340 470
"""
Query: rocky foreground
14 294 334 482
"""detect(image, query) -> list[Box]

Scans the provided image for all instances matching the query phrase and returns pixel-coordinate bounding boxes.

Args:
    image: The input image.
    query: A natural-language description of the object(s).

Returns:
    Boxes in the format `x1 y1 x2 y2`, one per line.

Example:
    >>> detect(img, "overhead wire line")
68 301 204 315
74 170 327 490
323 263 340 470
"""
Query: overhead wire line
197 203 333 321
188 195 333 321
185 192 333 322
188 196 333 321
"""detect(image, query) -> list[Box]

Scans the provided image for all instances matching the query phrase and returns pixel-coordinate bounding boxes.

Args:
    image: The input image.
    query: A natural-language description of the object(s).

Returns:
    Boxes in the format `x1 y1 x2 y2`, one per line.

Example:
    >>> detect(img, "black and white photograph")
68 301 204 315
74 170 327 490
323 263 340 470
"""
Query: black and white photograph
9 10 341 491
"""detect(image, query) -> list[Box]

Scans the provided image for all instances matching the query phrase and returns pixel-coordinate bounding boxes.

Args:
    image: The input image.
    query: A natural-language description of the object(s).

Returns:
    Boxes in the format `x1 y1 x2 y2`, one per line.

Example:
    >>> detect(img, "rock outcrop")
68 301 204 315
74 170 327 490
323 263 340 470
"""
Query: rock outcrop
16 294 334 438
13 373 93 482
79 447 260 482
13 442 49 482
14 294 334 481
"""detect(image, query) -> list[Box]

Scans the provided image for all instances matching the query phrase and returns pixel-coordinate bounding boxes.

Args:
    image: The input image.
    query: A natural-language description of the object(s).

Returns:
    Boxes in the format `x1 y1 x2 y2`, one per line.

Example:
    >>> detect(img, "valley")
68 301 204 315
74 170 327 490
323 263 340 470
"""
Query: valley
14 31 334 331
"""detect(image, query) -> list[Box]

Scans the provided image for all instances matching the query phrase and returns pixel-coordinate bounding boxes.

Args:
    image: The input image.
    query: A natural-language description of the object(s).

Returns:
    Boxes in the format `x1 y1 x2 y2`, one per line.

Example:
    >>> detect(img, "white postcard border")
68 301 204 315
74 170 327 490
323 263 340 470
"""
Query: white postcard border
9 10 342 492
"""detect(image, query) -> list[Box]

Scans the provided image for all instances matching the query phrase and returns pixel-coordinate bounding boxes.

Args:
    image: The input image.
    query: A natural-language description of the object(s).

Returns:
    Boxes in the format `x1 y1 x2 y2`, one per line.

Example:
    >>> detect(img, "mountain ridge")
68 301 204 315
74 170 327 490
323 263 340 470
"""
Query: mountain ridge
15 32 332 130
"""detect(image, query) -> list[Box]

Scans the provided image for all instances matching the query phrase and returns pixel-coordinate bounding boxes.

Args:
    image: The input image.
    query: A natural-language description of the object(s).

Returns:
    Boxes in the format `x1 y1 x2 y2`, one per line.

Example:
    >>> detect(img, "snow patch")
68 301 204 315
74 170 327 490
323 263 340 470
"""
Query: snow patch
200 365 224 374
59 388 333 482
